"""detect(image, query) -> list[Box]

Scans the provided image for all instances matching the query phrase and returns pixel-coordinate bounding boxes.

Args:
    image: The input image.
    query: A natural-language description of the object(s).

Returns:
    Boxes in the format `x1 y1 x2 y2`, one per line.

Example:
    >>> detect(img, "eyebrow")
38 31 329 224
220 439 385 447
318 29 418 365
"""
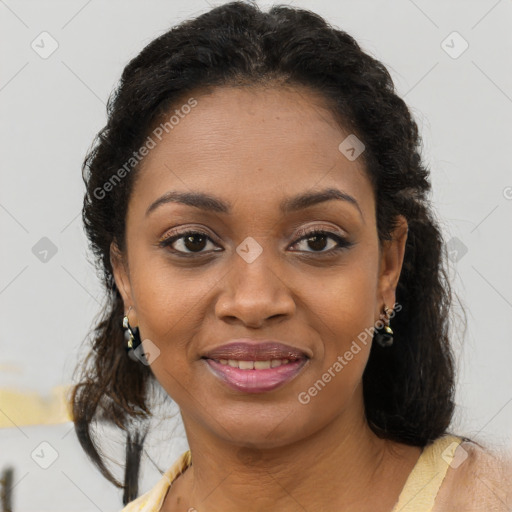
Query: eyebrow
145 187 363 220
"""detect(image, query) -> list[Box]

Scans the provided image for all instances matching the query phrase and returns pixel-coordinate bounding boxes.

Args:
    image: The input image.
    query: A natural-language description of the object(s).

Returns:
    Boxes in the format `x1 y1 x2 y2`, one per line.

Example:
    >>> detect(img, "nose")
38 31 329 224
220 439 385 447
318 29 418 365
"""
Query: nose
214 249 296 328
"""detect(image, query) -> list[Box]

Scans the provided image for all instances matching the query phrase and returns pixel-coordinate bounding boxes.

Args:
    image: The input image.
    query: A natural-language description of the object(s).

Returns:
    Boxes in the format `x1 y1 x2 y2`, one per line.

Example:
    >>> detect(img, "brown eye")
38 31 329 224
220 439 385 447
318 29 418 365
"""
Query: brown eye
291 230 353 254
304 233 331 251
159 231 220 255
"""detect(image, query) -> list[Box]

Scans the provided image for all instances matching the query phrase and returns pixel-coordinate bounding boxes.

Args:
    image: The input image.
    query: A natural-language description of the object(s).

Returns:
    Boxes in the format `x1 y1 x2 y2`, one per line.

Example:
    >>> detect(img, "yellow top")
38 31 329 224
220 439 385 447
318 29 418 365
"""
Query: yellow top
120 434 464 512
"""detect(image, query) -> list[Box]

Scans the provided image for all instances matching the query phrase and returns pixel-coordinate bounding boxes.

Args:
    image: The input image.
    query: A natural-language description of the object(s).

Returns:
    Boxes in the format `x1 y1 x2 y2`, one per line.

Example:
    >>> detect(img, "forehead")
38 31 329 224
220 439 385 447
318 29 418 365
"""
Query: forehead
132 85 374 219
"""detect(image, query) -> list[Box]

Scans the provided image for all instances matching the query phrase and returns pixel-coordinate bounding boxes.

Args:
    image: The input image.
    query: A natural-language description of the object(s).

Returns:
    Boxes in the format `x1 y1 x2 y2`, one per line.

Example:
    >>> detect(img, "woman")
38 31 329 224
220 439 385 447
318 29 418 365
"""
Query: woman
70 2 512 511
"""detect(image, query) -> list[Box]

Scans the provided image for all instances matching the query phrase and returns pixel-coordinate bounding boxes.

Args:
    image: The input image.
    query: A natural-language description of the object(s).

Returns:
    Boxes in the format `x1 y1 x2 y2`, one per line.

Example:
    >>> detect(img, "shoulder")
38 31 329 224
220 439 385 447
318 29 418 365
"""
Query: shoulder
434 438 512 511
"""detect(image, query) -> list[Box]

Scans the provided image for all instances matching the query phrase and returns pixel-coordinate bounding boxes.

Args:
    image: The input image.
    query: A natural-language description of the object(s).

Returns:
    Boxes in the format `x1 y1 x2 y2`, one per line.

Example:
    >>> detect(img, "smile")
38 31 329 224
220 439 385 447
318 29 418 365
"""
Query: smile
204 357 308 393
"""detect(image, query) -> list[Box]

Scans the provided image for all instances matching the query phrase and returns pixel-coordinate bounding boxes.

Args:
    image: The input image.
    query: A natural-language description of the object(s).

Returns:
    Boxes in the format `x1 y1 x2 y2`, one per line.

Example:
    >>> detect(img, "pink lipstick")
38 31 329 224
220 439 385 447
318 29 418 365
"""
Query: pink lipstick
202 339 310 393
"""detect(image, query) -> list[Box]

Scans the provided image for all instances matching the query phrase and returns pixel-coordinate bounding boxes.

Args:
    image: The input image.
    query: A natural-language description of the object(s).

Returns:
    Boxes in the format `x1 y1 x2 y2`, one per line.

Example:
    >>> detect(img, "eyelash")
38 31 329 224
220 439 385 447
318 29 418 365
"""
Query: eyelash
158 228 353 257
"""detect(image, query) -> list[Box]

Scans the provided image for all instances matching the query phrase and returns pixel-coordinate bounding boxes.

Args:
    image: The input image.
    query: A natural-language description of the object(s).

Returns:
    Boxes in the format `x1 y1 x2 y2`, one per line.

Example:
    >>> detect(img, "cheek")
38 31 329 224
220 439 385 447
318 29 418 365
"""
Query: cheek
298 254 378 395
126 249 239 400
296 286 374 425
302 254 379 346
127 253 206 360
129 246 215 333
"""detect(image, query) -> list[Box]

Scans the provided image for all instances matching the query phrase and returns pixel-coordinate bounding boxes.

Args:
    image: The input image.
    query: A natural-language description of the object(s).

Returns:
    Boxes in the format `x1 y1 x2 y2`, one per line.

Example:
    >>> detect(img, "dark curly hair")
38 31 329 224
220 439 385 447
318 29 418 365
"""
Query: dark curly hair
70 1 467 505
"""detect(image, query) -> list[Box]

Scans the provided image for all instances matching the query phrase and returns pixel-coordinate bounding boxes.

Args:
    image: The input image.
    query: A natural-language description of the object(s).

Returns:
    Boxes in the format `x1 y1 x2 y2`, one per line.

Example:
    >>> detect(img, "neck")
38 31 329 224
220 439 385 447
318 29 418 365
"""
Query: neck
167 386 419 512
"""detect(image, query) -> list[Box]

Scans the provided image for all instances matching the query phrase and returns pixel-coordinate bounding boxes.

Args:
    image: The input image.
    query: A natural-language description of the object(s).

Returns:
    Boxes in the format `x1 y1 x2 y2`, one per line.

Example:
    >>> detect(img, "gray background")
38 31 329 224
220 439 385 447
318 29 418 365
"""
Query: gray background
1 0 511 510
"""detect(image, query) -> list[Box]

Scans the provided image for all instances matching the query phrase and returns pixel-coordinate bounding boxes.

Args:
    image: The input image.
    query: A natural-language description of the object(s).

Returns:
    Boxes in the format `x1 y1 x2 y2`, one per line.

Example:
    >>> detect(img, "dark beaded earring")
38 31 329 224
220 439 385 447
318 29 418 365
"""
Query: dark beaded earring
374 306 394 348
123 308 142 359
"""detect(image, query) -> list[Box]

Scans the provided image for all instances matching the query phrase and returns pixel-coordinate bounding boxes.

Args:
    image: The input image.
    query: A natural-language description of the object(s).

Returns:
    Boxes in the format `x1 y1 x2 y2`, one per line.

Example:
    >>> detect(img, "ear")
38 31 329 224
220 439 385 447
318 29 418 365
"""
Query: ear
110 240 134 315
376 215 408 311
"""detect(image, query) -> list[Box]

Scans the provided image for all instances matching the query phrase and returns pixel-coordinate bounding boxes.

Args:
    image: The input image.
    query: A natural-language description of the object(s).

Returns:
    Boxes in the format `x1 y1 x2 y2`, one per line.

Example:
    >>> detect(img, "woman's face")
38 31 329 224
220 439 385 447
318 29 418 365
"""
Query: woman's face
112 85 407 448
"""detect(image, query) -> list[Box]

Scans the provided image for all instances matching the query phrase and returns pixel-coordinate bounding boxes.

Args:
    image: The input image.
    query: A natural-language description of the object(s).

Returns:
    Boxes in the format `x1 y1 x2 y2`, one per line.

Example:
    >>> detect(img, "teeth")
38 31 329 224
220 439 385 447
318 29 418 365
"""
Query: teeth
216 358 292 369
254 360 271 369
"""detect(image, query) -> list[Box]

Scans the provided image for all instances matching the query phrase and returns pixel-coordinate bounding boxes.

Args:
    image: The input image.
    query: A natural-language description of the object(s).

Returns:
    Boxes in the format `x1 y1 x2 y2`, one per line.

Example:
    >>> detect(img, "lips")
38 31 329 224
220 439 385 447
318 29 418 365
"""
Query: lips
201 339 310 362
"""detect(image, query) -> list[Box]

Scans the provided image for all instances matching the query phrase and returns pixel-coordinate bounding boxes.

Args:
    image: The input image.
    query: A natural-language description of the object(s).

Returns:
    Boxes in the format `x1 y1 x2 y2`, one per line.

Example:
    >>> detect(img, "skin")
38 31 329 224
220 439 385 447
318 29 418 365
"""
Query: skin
434 442 512 511
111 84 424 512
